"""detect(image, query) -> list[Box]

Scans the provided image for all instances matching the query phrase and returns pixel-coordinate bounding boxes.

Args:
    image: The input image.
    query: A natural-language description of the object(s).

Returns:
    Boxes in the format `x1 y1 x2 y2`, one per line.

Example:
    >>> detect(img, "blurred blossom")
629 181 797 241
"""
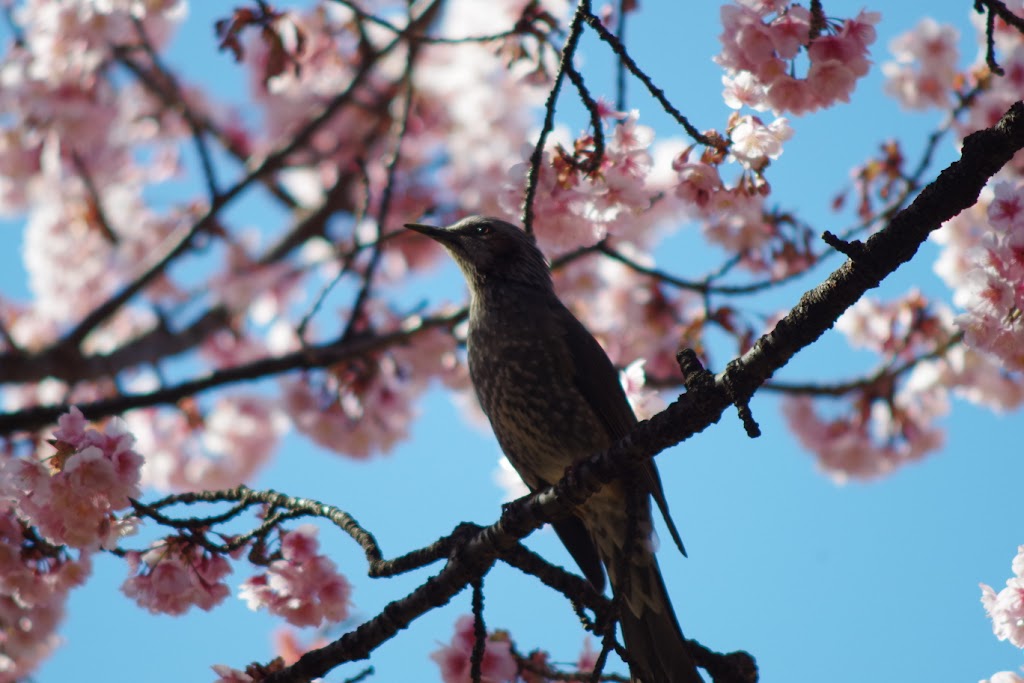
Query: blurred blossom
883 18 961 109
981 546 1024 649
429 615 517 683
130 396 287 493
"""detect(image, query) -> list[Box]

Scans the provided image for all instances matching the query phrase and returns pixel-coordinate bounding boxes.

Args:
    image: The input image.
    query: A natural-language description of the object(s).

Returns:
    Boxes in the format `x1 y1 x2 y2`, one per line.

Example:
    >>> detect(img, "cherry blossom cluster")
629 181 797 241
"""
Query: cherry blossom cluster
282 310 464 459
239 525 352 628
836 290 952 360
496 110 684 254
783 293 956 481
981 545 1024 649
430 614 601 683
0 407 143 681
716 2 879 115
240 4 402 179
122 535 232 615
957 7 1024 147
0 0 190 334
671 115 816 277
127 395 288 493
411 0 563 219
2 407 142 550
786 287 1024 477
954 181 1024 371
0 506 90 683
782 388 945 482
882 18 962 110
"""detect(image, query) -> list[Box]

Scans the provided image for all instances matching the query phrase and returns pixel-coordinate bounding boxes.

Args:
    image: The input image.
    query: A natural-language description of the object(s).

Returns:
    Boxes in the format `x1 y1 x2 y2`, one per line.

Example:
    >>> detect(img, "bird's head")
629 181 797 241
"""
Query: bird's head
403 216 552 293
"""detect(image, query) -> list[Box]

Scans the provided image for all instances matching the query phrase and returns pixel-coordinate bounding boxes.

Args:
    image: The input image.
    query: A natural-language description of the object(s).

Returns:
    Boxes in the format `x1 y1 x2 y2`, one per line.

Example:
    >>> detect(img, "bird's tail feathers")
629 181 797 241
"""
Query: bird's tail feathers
616 556 703 683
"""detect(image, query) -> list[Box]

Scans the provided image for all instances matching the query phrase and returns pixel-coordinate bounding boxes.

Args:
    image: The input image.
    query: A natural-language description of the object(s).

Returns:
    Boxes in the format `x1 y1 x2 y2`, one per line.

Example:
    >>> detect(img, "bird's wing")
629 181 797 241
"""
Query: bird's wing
555 301 687 557
492 417 607 591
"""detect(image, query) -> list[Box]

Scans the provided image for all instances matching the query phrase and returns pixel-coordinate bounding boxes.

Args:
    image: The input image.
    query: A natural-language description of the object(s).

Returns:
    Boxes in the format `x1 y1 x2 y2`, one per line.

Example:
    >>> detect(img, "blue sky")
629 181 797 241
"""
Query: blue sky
3 1 1021 682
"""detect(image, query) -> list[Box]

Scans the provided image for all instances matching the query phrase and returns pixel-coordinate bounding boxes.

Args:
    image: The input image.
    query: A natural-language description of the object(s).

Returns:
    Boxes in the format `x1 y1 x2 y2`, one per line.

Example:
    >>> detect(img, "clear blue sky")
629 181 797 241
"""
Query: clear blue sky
3 2 1020 682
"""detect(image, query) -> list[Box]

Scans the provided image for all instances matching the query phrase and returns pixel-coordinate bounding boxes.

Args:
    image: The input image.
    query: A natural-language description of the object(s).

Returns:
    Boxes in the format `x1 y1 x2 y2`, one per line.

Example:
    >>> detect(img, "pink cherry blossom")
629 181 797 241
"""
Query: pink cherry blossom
935 345 1024 412
282 356 416 459
981 546 1024 648
674 159 723 209
210 238 307 321
704 188 773 255
0 507 91 609
768 7 811 59
281 301 466 458
805 58 858 105
273 628 327 665
729 115 792 165
122 536 232 616
988 181 1024 234
429 614 518 683
3 408 143 550
0 503 92 682
782 379 948 482
883 19 960 110
764 74 818 115
836 292 953 361
715 3 878 115
722 72 768 111
239 526 352 628
952 182 1024 372
489 107 690 255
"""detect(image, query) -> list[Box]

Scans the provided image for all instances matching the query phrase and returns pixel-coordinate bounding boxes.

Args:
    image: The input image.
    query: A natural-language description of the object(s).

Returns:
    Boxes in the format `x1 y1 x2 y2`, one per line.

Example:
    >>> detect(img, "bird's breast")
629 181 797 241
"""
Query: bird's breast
466 306 610 483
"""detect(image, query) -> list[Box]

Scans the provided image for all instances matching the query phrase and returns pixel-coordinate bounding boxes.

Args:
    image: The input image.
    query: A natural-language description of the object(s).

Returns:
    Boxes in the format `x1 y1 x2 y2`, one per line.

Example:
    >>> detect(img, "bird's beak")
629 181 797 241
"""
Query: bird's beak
404 222 454 245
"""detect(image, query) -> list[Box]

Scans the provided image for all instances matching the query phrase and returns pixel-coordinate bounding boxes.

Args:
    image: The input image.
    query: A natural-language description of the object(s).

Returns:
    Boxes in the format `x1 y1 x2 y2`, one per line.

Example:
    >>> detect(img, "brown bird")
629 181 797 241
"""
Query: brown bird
404 215 701 683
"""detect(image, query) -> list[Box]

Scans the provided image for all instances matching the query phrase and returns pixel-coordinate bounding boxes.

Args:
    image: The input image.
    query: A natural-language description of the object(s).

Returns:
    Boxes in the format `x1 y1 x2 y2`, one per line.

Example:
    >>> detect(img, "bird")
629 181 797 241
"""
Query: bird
404 215 702 683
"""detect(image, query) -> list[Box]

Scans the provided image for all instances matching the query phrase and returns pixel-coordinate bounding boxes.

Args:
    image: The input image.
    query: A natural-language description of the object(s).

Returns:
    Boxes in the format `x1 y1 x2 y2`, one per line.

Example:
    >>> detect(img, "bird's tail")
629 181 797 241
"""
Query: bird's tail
584 487 703 683
615 553 703 683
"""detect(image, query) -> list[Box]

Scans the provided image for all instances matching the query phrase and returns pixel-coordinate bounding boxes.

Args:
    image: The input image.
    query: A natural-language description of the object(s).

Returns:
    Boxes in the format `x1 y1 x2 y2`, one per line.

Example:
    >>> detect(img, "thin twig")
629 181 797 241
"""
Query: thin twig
582 9 716 148
522 0 592 233
342 45 419 342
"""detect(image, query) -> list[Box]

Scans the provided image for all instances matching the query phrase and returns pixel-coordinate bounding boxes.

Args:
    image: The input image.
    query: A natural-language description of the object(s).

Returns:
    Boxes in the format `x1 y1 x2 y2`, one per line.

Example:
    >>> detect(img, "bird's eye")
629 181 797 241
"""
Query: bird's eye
470 224 493 236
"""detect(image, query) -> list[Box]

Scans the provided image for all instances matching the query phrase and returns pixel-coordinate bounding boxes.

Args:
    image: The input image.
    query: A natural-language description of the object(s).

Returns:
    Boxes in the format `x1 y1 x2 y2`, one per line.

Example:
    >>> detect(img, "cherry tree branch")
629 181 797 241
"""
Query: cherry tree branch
0 310 464 436
762 332 964 397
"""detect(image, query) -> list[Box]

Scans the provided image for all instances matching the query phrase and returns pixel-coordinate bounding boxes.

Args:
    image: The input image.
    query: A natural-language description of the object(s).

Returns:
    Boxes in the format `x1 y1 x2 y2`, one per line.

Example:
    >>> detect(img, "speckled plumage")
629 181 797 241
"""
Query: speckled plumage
405 216 701 683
